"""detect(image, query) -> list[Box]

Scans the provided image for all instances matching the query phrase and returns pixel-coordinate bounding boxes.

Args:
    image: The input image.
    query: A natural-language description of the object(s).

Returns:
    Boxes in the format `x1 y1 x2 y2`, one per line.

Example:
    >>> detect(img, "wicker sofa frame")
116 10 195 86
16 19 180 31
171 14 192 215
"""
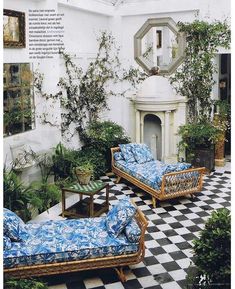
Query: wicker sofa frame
4 207 148 282
111 147 205 208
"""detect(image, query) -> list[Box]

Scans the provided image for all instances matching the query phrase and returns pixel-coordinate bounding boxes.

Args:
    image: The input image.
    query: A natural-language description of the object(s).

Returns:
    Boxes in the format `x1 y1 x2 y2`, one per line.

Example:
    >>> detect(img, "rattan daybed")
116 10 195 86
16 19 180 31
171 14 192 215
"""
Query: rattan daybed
111 144 205 207
4 200 148 282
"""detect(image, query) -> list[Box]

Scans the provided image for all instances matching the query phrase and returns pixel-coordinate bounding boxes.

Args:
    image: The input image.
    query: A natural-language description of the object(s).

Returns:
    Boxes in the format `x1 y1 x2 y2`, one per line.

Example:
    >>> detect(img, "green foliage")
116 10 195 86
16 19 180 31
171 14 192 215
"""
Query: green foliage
76 147 106 179
3 168 31 221
35 31 146 140
170 20 230 123
178 121 220 150
82 120 130 173
50 121 130 180
83 120 130 150
52 142 79 181
4 277 48 289
75 162 94 173
27 181 61 213
187 208 231 288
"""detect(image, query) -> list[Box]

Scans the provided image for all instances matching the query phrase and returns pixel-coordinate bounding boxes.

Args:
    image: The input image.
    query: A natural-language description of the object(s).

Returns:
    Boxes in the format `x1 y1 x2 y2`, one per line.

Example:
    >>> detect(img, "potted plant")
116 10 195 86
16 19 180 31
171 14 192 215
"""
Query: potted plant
178 121 221 172
75 162 94 185
170 20 230 171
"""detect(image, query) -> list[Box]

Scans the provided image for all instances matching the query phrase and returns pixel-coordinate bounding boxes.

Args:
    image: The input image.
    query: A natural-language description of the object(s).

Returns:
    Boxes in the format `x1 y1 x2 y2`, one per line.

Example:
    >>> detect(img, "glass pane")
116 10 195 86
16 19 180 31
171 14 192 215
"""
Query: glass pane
3 62 35 137
9 64 20 85
141 26 179 69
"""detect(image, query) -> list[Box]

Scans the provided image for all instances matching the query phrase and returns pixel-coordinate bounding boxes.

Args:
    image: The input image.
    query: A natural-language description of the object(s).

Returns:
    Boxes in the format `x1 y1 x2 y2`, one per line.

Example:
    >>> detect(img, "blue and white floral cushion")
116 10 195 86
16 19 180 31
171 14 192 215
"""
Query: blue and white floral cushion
125 218 141 243
132 143 154 164
113 152 124 161
3 208 28 242
119 144 136 163
105 197 136 237
3 236 12 251
4 217 139 269
114 160 192 190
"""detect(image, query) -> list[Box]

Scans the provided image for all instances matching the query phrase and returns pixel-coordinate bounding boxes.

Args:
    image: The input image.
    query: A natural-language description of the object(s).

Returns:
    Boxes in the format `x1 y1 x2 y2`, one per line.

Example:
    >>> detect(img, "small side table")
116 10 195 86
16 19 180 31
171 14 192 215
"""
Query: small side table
61 180 109 218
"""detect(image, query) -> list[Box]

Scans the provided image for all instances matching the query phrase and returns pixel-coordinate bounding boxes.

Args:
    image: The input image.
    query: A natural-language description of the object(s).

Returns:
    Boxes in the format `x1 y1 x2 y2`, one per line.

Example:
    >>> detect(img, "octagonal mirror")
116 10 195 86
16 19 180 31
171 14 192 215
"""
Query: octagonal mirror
134 18 186 75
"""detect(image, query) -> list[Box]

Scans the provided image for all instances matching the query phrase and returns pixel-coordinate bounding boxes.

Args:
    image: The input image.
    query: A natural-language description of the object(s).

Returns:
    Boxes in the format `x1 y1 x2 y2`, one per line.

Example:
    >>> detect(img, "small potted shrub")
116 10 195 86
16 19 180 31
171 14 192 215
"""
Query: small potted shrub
177 121 221 172
75 162 94 185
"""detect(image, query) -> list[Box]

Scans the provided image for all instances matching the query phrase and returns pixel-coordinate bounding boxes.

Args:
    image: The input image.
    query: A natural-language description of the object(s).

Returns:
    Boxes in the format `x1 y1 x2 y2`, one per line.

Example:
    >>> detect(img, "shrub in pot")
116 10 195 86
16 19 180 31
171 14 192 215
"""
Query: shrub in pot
177 121 221 172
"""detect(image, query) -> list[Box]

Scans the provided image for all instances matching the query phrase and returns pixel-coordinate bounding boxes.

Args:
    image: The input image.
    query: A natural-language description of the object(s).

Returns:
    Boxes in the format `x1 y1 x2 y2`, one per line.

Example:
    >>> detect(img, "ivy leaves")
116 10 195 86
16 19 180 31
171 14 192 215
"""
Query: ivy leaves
170 20 230 123
35 31 146 141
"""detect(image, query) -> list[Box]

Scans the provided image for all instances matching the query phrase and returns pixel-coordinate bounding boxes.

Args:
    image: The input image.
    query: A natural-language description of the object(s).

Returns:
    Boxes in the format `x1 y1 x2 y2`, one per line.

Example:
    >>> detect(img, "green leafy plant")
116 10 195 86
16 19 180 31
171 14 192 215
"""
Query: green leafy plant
177 122 221 161
4 277 48 289
186 208 231 288
52 142 79 181
75 162 93 173
27 151 61 213
82 120 130 172
75 146 106 180
34 31 146 140
170 20 230 124
170 20 230 161
3 168 31 221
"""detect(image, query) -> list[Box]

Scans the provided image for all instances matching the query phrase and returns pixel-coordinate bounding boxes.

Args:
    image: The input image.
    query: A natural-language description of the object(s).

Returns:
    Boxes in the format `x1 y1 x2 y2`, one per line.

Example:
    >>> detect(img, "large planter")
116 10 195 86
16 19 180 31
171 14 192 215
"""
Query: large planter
215 135 225 167
190 146 215 173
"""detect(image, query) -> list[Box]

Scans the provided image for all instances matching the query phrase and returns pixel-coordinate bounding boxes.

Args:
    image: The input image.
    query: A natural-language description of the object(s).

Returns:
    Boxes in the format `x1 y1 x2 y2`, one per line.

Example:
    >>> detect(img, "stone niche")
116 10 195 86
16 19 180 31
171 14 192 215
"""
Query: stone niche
133 75 187 163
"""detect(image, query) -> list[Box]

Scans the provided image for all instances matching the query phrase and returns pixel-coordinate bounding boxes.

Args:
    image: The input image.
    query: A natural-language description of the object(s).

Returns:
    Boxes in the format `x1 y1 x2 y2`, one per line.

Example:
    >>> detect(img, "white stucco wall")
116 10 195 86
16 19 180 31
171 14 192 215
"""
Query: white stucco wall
3 0 110 167
3 0 231 169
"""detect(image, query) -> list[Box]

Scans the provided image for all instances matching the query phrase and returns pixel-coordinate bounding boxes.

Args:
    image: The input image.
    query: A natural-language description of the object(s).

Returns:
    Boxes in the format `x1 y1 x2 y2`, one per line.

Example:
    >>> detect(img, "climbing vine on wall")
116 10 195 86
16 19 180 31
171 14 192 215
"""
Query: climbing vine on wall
170 20 230 123
35 31 147 140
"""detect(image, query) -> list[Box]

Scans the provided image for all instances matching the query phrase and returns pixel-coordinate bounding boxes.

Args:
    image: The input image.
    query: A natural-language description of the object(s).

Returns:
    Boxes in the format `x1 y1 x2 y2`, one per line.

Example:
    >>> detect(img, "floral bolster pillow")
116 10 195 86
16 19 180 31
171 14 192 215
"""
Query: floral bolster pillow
119 144 136 163
105 196 136 237
124 218 141 243
3 208 28 242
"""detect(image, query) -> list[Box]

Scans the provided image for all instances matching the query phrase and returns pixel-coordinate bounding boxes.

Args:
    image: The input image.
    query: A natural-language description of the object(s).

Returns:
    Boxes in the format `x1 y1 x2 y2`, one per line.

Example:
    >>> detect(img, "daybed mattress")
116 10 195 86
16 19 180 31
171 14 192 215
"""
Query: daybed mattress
4 217 139 269
115 159 191 190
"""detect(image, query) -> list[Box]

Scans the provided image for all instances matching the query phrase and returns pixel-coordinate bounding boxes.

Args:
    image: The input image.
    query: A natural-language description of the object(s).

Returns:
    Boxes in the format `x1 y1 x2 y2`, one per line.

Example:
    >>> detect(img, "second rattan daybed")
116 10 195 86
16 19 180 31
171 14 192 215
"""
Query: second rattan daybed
3 198 148 282
111 143 205 207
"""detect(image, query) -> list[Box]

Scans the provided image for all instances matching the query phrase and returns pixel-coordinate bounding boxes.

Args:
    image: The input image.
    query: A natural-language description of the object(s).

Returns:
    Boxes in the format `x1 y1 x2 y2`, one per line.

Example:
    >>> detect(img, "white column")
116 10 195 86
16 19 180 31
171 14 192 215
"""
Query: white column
140 113 144 143
164 111 171 159
135 110 141 143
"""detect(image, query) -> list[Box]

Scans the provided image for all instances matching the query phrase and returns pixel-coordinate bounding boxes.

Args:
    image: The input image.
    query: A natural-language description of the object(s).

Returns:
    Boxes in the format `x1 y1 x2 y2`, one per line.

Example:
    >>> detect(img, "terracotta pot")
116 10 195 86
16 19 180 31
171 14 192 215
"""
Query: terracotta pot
75 168 92 185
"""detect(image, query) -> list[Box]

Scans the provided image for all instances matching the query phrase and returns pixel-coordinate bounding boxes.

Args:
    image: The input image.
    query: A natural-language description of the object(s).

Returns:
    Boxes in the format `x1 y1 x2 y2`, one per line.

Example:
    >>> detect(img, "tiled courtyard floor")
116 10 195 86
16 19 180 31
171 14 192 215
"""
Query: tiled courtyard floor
39 160 231 289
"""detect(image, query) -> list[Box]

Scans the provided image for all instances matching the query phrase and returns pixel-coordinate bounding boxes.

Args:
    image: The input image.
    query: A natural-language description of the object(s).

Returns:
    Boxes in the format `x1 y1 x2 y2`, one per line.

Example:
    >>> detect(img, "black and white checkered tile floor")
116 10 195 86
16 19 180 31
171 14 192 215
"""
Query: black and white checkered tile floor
45 161 231 289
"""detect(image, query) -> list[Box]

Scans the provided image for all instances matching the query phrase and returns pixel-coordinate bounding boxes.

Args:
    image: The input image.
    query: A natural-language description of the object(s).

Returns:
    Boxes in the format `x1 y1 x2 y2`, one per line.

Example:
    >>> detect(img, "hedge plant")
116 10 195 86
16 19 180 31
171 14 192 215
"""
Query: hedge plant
187 208 231 288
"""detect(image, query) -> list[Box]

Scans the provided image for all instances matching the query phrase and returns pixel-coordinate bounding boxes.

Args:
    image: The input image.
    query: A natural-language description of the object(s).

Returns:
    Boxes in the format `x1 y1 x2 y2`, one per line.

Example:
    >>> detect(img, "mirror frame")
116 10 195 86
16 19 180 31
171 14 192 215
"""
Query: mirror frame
134 17 186 75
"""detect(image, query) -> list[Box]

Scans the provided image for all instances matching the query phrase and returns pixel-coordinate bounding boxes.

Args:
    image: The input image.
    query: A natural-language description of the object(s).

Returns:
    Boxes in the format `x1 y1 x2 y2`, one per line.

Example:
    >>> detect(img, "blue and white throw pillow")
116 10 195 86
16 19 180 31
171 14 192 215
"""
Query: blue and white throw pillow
124 218 141 243
113 152 124 161
132 143 154 164
119 144 136 163
3 208 28 242
3 235 12 250
105 197 136 237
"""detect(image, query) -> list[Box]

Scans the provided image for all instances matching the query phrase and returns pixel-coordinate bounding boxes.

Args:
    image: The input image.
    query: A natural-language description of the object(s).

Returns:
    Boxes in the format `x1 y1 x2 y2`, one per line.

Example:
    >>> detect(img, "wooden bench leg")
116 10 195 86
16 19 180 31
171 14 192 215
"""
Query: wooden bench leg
114 267 126 282
152 196 156 208
115 176 122 184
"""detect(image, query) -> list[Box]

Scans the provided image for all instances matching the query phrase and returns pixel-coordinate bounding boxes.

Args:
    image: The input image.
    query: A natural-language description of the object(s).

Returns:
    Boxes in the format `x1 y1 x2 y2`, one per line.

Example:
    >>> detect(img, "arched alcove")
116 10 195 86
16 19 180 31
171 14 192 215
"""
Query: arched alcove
134 74 187 163
144 114 162 160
